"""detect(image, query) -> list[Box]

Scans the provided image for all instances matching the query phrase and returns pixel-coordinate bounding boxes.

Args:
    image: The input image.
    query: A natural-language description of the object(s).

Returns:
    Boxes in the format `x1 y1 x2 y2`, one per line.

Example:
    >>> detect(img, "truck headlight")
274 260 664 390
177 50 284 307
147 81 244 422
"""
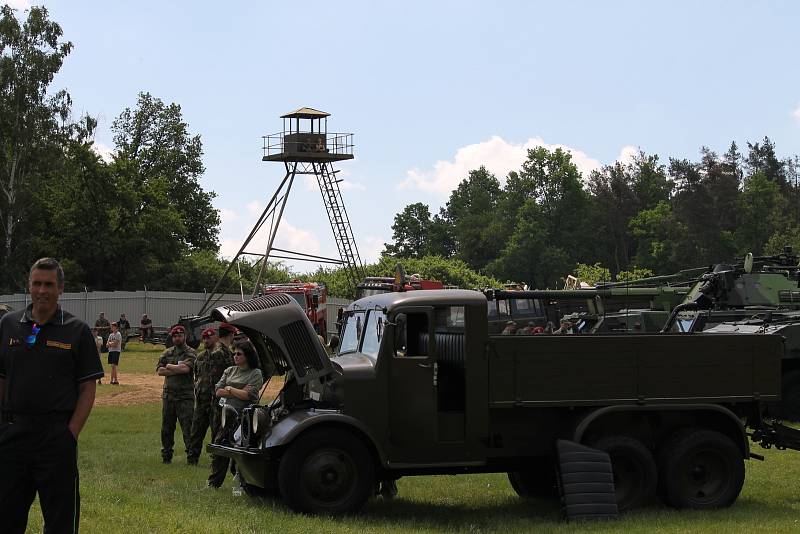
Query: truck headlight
252 407 270 434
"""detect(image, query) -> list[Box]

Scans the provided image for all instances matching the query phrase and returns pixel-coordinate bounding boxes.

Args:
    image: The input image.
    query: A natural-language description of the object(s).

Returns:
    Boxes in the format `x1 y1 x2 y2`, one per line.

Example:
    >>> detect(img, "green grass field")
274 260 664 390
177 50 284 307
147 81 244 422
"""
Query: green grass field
22 343 800 533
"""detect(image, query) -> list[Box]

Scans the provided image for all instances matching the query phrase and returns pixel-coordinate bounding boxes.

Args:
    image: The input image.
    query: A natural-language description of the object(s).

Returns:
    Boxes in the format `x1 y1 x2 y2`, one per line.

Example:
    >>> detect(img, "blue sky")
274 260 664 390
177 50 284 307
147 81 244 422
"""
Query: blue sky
12 1 800 272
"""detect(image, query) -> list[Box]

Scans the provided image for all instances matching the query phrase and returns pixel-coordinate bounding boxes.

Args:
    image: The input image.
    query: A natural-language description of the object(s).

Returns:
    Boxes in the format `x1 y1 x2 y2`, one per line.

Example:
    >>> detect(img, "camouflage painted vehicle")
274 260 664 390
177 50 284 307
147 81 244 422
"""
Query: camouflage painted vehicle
663 247 800 417
208 289 800 517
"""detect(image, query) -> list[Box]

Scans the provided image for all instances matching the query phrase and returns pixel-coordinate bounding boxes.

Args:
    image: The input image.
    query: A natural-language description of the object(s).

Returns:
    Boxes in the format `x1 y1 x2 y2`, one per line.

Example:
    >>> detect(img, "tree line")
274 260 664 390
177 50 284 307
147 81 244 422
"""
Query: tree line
383 141 800 288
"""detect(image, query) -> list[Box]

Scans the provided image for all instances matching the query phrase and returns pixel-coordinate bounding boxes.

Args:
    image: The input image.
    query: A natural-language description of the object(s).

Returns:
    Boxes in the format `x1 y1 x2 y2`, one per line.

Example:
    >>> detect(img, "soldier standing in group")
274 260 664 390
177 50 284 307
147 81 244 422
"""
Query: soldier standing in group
207 323 237 487
187 327 219 465
156 325 196 464
117 313 131 349
95 312 110 350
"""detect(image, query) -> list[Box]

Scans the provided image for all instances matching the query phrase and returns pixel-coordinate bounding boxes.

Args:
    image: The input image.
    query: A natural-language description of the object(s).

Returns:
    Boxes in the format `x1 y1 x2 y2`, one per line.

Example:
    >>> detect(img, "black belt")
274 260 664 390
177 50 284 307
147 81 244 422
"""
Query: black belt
0 411 72 424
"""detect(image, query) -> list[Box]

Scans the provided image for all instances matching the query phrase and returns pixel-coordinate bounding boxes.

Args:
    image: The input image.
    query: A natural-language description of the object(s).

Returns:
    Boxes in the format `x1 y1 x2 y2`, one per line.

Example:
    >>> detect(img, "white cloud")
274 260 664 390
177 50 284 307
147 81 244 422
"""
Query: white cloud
6 0 30 10
218 207 238 225
359 235 385 265
616 145 639 166
793 104 800 122
245 201 262 215
398 135 603 195
91 142 114 163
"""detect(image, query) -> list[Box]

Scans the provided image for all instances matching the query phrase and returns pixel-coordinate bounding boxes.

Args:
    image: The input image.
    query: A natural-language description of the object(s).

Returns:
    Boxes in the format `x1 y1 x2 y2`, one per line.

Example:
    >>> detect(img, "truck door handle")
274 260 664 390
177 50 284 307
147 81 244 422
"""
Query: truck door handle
417 363 433 368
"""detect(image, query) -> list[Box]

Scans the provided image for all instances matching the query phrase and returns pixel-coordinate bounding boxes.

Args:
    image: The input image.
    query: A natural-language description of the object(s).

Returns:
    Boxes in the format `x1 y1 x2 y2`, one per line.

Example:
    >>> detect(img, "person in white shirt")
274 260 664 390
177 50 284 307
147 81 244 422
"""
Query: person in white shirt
107 322 123 385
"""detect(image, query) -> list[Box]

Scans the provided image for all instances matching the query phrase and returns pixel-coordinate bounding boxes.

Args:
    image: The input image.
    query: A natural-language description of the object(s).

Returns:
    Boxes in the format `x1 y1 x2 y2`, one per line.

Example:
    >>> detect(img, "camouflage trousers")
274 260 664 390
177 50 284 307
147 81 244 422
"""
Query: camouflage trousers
207 405 231 487
187 396 220 464
161 397 194 462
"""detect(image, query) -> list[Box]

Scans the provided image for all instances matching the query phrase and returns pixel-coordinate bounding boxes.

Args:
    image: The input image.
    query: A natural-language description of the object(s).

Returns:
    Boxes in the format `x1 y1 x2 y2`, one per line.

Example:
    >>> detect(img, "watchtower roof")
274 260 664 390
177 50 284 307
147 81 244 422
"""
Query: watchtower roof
281 107 330 119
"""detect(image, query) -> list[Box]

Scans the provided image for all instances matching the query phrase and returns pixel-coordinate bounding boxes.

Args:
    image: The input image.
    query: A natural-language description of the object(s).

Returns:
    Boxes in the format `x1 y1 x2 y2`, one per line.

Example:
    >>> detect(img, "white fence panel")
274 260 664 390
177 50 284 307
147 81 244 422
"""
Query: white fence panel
0 291 354 336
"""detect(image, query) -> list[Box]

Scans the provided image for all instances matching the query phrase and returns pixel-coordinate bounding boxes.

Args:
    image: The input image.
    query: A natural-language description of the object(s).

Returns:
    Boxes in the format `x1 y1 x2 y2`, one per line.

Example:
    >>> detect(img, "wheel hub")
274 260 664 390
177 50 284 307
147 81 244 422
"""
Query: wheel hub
302 449 355 503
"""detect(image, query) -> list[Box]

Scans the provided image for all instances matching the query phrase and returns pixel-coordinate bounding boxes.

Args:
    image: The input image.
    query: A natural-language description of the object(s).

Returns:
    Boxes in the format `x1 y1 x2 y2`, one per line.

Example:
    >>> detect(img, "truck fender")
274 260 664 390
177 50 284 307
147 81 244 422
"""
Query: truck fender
265 409 387 464
571 404 750 457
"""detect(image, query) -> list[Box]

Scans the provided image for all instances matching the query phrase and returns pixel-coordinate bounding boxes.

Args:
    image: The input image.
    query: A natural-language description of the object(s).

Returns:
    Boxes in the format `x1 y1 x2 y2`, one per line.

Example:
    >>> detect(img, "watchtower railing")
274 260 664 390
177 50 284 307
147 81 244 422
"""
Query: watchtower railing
262 131 354 159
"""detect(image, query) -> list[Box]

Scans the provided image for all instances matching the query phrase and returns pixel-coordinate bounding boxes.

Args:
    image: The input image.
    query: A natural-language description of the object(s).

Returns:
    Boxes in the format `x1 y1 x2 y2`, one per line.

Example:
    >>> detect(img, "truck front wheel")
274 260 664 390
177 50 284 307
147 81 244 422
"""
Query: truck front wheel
278 428 375 515
592 436 657 511
659 430 744 509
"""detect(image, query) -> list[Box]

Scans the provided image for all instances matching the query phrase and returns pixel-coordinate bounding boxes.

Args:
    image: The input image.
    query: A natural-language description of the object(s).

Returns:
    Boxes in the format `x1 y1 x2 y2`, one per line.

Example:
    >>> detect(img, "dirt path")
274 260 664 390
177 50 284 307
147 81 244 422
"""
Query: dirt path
96 373 285 407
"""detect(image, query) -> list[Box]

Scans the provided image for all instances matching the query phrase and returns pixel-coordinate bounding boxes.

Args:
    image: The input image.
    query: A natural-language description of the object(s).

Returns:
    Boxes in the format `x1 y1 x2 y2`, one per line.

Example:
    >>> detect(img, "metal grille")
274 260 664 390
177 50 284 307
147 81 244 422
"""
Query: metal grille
223 293 292 313
279 320 327 379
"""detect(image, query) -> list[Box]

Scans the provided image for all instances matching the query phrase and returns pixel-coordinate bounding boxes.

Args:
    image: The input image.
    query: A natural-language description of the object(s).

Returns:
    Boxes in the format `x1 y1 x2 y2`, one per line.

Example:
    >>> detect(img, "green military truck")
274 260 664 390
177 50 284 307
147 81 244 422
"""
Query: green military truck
209 289 800 517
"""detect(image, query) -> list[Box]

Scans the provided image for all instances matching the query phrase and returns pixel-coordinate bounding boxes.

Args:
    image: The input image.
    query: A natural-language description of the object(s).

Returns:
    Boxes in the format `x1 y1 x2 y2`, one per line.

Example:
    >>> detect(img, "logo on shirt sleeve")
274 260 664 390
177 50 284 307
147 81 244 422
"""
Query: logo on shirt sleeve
47 340 72 350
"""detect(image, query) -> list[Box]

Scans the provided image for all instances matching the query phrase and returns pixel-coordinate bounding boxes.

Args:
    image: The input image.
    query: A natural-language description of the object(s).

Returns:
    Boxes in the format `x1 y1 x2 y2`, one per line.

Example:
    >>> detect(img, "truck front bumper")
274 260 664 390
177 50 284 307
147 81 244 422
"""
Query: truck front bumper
207 443 274 488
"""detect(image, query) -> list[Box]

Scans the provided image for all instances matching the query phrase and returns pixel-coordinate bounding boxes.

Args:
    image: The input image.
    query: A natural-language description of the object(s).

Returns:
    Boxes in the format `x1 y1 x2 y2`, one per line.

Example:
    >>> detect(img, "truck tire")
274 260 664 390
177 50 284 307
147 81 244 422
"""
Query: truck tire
660 430 744 509
592 436 657 512
278 428 374 515
507 457 559 499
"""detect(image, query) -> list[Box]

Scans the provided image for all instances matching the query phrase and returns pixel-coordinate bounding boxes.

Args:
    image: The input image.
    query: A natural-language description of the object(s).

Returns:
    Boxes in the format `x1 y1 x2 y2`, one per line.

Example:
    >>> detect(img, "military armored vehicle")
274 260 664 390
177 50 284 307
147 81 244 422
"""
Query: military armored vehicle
208 289 800 517
661 247 800 417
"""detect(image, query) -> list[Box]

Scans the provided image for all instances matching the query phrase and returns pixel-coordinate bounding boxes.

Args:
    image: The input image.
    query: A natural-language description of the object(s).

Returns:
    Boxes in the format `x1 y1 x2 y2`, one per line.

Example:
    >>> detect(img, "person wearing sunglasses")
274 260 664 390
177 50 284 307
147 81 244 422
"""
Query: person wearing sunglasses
0 257 104 534
156 324 197 465
207 338 263 489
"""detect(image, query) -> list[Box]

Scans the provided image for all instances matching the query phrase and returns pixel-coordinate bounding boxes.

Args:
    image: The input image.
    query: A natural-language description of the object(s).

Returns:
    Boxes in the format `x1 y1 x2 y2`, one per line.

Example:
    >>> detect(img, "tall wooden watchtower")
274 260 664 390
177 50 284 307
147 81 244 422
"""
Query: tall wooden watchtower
200 108 364 314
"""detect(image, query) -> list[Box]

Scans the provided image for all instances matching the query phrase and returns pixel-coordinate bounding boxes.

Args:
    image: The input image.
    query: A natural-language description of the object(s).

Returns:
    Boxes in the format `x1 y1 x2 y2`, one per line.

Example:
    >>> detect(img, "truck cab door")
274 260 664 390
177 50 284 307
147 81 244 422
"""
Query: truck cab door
387 307 438 463
386 305 478 465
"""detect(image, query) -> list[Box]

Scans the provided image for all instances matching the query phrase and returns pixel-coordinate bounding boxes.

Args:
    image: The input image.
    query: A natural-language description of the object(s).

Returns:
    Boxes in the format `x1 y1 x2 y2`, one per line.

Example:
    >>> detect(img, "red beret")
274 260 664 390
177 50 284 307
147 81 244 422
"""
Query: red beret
201 327 216 338
218 322 237 335
169 325 186 335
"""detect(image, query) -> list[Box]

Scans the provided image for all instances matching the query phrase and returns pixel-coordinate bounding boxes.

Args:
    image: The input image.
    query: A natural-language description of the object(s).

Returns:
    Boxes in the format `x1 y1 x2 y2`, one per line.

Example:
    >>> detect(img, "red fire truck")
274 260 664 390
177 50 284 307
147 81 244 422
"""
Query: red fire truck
261 280 328 339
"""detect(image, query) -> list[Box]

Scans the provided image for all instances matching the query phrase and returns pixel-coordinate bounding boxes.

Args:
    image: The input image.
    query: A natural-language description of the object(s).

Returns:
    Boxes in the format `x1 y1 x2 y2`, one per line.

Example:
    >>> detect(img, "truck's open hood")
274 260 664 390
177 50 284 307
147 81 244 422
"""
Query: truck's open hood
211 294 333 385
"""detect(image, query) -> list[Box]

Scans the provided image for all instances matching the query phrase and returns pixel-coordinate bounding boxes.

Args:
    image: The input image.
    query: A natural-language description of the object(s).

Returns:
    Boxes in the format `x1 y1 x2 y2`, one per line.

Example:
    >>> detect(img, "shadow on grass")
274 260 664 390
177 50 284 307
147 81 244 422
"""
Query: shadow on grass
245 490 800 533
362 496 562 527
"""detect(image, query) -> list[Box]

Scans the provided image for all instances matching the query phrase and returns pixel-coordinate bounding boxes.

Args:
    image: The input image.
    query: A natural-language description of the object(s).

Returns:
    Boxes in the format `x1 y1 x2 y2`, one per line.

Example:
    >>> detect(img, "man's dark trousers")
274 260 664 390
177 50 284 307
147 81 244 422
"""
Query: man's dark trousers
0 415 79 534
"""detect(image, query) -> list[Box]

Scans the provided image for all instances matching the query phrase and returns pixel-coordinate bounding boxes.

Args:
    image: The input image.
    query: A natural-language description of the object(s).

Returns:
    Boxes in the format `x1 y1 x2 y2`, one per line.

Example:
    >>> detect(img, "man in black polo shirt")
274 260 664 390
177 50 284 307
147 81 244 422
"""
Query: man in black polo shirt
0 257 104 534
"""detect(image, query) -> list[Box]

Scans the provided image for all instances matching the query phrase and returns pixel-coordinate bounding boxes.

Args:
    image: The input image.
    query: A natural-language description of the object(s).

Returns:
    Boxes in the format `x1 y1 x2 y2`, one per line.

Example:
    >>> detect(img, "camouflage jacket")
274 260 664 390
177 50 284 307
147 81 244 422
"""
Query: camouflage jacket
157 344 197 400
194 342 233 403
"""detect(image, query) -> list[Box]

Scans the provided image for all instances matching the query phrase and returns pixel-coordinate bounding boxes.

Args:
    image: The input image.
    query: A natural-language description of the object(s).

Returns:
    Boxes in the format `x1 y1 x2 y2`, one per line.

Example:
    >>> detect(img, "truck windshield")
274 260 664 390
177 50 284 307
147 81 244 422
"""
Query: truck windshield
360 309 386 359
339 311 365 354
286 293 307 310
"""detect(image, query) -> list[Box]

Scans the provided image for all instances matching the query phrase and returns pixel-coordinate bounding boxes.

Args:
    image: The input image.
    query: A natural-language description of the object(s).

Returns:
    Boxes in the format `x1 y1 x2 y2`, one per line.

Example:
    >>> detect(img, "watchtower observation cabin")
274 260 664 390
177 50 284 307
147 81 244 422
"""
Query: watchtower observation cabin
262 107 354 163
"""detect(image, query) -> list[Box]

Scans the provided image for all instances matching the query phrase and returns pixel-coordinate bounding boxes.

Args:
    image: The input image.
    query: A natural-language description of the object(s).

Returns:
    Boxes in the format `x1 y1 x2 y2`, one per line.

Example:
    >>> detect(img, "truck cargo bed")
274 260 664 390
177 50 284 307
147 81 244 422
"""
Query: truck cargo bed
488 333 782 407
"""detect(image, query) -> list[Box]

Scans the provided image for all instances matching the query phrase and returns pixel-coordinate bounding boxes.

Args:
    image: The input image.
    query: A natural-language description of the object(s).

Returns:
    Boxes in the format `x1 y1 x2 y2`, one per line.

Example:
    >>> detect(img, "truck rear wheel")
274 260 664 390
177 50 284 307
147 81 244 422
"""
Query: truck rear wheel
660 430 744 509
592 436 657 511
278 428 374 515
507 457 559 499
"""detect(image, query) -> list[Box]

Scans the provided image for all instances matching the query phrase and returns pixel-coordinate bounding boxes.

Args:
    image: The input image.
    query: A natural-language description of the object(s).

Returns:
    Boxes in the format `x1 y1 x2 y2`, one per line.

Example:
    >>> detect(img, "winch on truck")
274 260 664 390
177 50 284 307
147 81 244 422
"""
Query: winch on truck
208 289 800 518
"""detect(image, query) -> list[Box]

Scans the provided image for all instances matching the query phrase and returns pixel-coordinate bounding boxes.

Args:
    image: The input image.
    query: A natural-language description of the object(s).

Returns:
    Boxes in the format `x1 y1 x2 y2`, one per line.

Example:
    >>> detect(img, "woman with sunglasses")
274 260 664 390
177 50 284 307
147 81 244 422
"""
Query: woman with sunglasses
208 338 263 488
